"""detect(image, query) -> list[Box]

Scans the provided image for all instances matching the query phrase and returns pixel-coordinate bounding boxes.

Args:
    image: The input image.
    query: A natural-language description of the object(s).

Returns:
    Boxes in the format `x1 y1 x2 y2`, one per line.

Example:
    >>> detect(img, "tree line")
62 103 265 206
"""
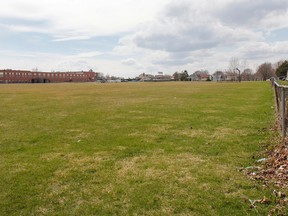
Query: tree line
173 59 288 81
228 58 288 81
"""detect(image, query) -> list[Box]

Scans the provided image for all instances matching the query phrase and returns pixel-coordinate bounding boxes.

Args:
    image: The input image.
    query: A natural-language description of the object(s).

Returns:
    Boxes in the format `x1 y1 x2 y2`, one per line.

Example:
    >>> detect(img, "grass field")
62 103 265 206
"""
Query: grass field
0 82 276 215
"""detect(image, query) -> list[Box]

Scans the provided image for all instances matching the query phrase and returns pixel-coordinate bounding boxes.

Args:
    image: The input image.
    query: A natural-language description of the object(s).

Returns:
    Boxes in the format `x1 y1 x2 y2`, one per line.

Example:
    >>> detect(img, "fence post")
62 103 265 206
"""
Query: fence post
282 87 286 137
274 82 280 113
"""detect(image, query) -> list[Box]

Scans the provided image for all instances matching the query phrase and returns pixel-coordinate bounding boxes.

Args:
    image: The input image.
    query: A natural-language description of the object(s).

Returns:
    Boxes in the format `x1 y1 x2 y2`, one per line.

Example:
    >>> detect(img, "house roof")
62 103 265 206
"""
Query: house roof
199 74 209 78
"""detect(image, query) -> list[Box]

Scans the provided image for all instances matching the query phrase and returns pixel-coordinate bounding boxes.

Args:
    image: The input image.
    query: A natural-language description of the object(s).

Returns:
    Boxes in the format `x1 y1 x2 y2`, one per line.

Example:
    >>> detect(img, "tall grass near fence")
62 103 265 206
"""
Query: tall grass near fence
0 82 275 215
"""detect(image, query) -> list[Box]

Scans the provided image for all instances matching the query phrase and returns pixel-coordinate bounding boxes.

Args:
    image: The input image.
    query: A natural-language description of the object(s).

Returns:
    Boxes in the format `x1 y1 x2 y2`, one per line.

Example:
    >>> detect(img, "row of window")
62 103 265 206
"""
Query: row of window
0 72 88 78
1 80 30 83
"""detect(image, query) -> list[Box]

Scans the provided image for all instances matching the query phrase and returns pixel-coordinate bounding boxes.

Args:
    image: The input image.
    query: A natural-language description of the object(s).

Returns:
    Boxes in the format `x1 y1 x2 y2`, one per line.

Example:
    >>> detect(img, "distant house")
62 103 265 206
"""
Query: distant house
212 71 225 82
189 70 211 81
138 73 154 81
154 74 173 81
199 73 210 81
138 72 173 82
224 72 237 81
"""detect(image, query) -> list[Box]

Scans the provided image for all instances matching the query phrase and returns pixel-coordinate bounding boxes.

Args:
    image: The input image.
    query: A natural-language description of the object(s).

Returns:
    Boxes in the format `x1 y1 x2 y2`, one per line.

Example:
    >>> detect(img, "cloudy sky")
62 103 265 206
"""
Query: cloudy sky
0 0 287 77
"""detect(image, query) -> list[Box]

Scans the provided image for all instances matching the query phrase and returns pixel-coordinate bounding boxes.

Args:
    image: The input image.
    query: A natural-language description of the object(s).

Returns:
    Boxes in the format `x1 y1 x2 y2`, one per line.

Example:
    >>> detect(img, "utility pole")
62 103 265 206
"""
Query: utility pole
236 68 241 82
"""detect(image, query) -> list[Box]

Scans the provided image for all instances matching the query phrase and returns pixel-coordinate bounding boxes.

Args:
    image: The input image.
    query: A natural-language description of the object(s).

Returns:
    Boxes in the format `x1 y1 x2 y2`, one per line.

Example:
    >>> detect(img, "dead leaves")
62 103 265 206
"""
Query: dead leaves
247 191 287 215
241 136 288 214
243 139 288 188
249 196 271 209
269 190 288 216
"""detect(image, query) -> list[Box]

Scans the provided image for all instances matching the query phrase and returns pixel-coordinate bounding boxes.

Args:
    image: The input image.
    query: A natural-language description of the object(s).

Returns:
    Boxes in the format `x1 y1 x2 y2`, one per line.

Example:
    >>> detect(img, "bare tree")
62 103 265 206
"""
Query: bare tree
241 68 254 81
228 57 240 81
256 62 275 81
240 59 248 72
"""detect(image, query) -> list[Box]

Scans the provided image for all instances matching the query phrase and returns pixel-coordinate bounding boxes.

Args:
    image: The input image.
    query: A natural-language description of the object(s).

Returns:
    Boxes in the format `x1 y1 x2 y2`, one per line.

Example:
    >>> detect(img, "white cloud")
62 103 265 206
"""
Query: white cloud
238 41 288 60
0 23 48 34
0 0 168 40
57 60 94 71
215 0 288 30
129 0 283 53
121 58 137 66
0 0 288 77
53 36 91 42
132 22 260 52
112 0 288 75
72 51 103 58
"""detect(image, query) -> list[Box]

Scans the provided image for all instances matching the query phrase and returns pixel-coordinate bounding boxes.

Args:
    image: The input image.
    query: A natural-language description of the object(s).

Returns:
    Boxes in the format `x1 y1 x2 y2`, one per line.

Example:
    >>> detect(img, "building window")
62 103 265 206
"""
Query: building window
0 72 3 77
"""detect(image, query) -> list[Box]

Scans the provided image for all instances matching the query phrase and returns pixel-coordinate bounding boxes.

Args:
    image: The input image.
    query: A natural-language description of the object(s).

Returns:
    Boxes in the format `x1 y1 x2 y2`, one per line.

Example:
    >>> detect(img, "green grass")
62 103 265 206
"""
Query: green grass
0 82 276 215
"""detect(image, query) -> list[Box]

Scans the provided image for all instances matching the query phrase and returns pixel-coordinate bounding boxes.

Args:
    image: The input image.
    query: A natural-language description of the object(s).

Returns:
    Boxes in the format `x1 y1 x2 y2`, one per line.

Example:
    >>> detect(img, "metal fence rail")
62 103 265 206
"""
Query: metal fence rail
272 80 288 137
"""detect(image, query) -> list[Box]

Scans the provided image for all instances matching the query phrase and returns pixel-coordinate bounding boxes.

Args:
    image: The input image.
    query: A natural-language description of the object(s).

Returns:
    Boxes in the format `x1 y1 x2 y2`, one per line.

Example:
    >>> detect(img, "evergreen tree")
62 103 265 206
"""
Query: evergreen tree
180 70 188 81
276 60 288 77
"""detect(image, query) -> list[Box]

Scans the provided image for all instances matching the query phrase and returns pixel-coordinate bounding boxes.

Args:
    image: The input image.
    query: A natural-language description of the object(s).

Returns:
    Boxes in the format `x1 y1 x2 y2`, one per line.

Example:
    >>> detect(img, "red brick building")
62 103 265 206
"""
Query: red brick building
0 69 96 83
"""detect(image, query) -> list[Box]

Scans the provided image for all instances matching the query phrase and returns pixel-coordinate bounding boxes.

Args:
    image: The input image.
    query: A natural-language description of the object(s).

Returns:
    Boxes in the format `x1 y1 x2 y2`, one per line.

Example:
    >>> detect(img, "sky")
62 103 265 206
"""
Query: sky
0 0 288 78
